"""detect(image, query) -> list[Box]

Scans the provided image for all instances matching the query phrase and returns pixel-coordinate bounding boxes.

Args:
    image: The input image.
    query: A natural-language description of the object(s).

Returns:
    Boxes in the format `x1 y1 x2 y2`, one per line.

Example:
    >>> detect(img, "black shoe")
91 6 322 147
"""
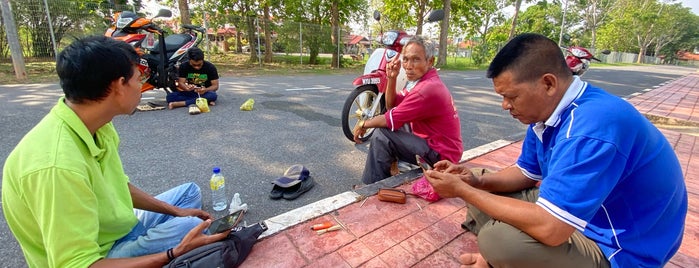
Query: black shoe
269 185 285 200
282 176 315 200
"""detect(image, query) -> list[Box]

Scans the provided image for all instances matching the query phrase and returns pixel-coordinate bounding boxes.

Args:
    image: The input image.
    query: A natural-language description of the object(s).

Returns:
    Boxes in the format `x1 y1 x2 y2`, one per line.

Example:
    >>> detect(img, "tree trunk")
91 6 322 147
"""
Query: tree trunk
0 0 26 79
508 0 522 39
637 46 647 64
330 0 340 68
178 0 191 26
247 16 258 63
263 4 272 63
415 1 426 36
436 0 450 66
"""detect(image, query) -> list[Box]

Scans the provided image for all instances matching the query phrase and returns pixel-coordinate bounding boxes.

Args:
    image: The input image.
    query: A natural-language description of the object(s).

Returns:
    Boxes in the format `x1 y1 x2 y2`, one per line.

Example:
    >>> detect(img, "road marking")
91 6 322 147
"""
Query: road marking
463 77 482 80
285 86 332 91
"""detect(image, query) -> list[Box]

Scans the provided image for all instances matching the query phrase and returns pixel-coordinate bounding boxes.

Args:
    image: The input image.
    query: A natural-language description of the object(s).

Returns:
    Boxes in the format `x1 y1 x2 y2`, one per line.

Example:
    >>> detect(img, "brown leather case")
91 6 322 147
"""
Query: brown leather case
377 188 407 204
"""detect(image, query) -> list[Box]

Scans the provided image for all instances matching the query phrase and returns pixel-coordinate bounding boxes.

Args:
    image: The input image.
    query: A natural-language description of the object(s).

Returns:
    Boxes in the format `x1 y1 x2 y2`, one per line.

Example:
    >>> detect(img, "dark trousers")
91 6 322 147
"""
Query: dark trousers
464 187 610 268
361 128 440 184
166 91 218 106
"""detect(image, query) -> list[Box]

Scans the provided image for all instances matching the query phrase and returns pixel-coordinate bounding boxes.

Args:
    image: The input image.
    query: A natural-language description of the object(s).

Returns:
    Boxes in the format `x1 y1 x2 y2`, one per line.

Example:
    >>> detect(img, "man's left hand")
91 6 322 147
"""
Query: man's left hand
424 170 469 198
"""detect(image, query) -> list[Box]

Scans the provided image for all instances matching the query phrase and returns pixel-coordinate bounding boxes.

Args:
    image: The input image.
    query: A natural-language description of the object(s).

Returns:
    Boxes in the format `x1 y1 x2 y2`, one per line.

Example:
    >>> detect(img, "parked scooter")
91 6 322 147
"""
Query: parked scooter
564 46 610 76
340 10 444 142
105 9 206 93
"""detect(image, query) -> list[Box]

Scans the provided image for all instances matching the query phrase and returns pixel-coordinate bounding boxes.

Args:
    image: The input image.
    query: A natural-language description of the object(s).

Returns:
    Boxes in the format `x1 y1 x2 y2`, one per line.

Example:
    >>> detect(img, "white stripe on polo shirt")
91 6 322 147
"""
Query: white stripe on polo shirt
536 198 588 231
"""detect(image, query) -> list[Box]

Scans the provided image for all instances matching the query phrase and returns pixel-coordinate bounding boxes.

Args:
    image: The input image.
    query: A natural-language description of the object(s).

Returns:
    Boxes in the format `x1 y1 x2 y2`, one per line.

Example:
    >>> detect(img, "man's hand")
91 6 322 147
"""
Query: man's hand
174 207 213 221
353 120 367 144
194 87 207 94
424 170 470 198
386 58 401 80
172 219 230 258
433 161 480 186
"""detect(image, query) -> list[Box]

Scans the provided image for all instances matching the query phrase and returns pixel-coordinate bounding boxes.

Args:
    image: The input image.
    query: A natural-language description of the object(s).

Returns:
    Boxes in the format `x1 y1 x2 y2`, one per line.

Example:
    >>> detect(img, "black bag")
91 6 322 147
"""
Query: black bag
163 221 268 268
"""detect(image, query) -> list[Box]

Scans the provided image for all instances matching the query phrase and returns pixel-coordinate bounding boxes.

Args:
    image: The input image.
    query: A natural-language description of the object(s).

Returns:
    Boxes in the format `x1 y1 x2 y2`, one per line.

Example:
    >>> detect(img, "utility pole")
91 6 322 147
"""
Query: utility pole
1 0 27 80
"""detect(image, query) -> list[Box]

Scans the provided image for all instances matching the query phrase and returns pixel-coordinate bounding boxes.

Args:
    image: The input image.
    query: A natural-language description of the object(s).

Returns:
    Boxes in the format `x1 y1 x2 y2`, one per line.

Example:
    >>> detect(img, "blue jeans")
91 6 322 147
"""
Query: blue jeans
107 183 204 258
166 91 218 106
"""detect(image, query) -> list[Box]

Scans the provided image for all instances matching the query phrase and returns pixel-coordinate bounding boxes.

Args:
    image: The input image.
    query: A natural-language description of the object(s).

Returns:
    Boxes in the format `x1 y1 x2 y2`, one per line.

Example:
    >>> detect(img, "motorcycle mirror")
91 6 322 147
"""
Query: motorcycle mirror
373 10 381 22
155 9 172 18
601 49 611 55
426 10 444 23
562 33 571 45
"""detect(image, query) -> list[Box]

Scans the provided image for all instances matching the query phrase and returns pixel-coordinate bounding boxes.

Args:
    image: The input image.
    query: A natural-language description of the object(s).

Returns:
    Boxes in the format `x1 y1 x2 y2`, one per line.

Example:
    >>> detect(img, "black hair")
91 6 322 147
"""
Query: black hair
486 33 571 83
188 47 205 61
56 35 140 104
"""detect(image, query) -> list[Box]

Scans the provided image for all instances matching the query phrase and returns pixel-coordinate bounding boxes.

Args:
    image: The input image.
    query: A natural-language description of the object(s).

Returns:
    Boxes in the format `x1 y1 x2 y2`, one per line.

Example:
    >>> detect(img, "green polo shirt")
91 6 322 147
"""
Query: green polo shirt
2 98 137 268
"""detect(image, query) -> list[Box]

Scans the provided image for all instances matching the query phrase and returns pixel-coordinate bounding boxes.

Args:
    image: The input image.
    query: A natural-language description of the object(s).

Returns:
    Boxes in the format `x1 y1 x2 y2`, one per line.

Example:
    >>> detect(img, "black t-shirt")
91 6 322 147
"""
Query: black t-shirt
178 61 219 88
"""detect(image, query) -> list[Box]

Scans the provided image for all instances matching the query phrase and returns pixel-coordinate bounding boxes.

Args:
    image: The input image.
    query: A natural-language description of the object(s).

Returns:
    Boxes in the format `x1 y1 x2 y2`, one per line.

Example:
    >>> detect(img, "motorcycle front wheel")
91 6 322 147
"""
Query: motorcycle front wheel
341 85 384 142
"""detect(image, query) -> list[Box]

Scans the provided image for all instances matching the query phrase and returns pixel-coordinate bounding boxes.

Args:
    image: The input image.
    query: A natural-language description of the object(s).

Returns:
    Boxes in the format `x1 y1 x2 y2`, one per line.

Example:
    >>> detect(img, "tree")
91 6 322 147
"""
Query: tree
651 3 697 59
515 1 563 39
601 0 661 63
276 0 365 65
12 0 109 58
435 0 450 66
177 0 191 25
451 0 507 65
382 0 443 36
575 0 614 48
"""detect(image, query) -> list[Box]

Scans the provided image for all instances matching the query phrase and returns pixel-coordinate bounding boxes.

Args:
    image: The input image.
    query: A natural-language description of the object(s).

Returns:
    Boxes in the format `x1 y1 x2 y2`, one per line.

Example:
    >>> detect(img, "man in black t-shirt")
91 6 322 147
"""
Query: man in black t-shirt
167 47 219 114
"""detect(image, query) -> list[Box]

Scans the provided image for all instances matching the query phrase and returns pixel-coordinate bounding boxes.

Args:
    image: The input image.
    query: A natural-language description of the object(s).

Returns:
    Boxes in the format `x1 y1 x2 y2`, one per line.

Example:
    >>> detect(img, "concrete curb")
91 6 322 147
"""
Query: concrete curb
257 139 516 238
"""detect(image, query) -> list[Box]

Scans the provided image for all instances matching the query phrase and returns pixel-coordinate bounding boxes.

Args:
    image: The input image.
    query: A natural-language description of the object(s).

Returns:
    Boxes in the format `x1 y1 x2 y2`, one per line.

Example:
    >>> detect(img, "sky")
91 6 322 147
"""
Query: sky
679 0 699 15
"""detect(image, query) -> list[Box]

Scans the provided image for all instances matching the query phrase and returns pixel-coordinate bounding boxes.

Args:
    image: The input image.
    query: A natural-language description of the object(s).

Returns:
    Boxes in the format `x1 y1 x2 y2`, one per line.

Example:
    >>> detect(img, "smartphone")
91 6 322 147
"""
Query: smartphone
415 155 432 172
207 209 245 234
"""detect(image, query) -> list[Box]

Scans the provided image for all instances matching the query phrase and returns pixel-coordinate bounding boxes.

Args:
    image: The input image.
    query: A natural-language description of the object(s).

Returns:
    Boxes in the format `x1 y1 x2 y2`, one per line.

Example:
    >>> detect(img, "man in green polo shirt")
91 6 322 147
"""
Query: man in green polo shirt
2 36 229 268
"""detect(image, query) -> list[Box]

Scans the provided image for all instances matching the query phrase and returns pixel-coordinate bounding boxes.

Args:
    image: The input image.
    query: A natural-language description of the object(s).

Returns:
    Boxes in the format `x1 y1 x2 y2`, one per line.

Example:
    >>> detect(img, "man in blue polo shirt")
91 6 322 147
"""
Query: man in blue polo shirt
424 33 687 267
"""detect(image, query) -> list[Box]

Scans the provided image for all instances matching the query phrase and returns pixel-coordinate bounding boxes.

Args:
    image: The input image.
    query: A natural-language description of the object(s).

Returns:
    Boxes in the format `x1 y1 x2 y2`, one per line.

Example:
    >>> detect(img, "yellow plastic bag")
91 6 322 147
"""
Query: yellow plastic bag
196 97 210 113
240 98 255 111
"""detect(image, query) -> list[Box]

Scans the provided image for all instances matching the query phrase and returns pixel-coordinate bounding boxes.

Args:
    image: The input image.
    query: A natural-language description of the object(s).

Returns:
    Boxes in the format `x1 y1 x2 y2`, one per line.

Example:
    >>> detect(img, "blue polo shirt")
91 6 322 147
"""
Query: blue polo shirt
517 78 687 267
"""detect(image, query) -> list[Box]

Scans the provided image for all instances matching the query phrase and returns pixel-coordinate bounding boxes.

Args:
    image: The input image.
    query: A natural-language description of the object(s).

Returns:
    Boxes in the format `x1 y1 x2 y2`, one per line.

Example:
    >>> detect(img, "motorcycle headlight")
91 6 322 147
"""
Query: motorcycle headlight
116 17 134 29
382 32 398 46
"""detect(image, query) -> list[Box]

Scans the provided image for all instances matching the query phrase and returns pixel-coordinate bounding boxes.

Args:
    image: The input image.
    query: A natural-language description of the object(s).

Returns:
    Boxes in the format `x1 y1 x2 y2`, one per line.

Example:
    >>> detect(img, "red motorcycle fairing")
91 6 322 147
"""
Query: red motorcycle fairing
352 71 387 93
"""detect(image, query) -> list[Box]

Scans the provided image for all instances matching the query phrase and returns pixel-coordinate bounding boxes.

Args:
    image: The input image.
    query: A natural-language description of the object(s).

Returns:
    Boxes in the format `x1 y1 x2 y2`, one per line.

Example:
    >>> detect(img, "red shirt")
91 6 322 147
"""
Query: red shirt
384 68 463 162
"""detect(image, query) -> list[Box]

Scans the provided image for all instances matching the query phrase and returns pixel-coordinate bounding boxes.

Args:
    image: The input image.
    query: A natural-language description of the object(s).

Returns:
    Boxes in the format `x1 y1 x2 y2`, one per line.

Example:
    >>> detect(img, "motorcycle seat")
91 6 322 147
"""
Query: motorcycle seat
151 34 194 54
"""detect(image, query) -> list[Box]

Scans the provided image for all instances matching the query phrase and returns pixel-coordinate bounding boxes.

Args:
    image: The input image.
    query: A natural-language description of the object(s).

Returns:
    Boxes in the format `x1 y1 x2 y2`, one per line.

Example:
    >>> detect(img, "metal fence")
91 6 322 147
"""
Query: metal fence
2 0 692 68
0 0 354 66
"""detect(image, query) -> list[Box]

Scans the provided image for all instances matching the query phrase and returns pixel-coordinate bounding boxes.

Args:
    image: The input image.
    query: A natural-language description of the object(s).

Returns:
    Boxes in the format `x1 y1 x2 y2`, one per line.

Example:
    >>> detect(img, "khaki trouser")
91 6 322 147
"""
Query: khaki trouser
462 172 610 268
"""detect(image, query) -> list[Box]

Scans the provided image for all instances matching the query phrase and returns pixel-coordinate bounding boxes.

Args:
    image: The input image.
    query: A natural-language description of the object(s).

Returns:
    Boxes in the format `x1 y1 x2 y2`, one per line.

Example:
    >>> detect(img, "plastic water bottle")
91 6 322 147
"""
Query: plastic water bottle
210 167 227 211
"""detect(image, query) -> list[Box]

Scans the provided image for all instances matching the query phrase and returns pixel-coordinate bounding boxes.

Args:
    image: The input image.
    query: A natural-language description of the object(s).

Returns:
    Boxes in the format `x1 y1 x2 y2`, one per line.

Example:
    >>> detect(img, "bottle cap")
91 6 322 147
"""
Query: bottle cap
213 167 221 173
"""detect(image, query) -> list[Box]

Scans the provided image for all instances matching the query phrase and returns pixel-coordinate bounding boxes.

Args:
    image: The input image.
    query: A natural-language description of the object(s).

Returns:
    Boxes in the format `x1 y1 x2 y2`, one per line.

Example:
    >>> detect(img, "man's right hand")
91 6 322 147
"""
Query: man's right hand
386 58 401 80
353 122 367 144
172 219 230 258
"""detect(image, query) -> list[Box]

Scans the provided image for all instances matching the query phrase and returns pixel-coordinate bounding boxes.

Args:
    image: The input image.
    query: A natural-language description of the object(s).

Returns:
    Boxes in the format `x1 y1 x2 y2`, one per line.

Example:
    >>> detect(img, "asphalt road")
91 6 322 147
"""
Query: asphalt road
0 65 695 267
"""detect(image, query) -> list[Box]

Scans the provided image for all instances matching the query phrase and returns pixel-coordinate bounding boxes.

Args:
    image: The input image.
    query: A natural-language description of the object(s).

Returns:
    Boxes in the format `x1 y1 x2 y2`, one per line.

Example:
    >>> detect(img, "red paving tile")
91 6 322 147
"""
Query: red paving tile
412 250 462 268
338 240 380 267
241 73 699 267
400 232 440 262
309 252 352 267
378 243 421 267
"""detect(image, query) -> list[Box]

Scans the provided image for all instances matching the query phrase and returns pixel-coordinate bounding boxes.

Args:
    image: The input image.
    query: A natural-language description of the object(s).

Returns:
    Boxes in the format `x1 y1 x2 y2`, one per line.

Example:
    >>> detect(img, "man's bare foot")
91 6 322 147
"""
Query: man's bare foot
209 101 215 106
390 161 400 176
168 101 186 110
459 253 489 268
